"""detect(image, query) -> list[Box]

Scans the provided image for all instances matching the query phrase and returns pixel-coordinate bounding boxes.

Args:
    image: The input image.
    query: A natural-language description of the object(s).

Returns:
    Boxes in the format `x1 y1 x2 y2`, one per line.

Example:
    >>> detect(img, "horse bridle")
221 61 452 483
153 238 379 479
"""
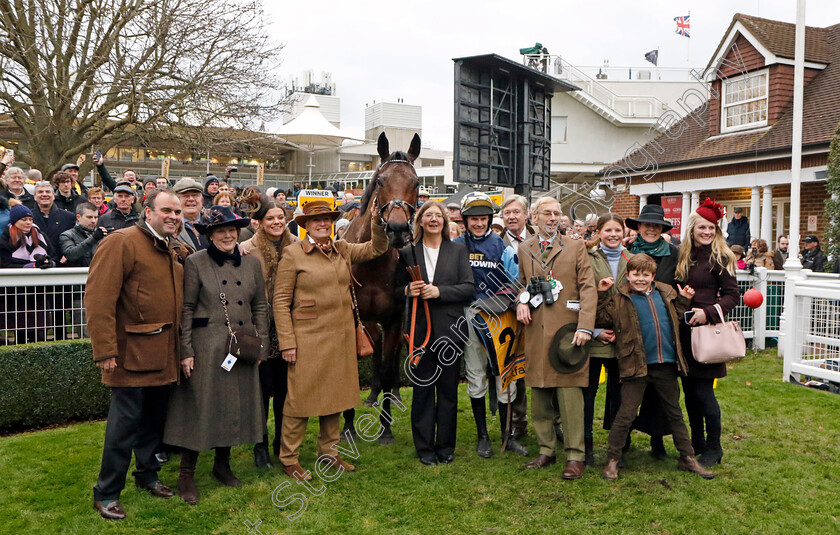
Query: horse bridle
374 159 418 228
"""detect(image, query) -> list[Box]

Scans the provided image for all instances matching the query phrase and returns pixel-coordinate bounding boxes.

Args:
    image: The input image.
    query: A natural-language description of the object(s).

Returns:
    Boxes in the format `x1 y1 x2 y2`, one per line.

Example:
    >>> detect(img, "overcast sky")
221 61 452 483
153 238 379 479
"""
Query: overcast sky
263 0 840 151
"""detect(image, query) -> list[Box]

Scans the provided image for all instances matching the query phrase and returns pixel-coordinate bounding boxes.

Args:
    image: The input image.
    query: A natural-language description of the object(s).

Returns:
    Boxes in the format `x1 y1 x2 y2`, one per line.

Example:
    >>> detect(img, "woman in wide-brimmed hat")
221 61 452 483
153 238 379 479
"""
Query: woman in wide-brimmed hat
623 203 681 459
273 198 388 481
163 205 269 505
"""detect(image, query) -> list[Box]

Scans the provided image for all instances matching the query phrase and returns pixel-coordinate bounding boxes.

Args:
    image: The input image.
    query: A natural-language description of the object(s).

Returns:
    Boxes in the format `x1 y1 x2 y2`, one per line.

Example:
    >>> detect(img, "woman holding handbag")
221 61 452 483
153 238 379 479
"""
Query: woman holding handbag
163 206 269 505
273 198 388 481
676 199 740 467
394 201 474 466
239 193 299 468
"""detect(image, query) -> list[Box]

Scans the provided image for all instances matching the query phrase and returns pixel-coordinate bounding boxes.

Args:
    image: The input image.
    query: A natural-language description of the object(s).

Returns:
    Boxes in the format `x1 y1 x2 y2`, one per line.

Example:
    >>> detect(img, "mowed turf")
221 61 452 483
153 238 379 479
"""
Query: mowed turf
1 349 839 534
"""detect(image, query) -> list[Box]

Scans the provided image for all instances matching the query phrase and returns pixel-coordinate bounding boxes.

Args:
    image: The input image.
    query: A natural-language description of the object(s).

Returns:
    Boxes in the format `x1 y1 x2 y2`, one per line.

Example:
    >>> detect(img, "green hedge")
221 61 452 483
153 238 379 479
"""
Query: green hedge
0 340 418 433
0 340 110 433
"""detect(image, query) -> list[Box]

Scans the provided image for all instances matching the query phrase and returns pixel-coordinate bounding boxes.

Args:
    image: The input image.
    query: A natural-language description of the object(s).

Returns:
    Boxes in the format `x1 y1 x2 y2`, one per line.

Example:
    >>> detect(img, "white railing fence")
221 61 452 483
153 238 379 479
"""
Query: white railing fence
0 268 89 345
3 267 840 388
782 269 840 385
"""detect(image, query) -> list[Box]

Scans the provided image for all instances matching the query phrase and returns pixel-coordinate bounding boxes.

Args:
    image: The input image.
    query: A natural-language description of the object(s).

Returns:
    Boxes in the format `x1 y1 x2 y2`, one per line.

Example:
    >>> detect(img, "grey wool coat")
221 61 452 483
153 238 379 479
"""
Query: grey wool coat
163 250 270 452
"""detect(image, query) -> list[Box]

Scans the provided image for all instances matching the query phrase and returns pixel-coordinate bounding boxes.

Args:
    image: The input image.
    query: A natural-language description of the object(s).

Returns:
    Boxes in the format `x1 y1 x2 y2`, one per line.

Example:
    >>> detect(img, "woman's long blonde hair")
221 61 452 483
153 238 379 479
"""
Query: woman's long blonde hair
676 212 736 280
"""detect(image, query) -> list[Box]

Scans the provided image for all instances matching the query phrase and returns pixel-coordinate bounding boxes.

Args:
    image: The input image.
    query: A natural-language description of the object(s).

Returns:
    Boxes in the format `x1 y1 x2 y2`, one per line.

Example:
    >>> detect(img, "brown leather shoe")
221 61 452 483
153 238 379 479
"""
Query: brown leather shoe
323 454 356 472
602 458 620 480
677 455 715 479
136 480 174 498
562 460 585 480
522 454 556 469
282 462 312 482
93 500 126 520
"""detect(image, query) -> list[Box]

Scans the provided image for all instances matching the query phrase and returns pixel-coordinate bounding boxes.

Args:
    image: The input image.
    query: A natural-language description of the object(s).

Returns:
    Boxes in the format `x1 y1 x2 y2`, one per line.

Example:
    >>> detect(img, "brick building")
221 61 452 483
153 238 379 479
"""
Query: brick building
603 13 839 247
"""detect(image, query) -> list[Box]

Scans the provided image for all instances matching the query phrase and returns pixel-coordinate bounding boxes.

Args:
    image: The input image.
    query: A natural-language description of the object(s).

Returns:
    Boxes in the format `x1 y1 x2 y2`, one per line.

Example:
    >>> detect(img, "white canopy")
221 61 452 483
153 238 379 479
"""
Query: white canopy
275 96 363 178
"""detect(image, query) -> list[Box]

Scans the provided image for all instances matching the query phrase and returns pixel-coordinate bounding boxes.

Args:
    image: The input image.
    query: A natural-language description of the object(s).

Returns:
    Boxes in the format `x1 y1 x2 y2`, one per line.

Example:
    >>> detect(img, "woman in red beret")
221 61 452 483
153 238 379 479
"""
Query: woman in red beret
675 199 740 467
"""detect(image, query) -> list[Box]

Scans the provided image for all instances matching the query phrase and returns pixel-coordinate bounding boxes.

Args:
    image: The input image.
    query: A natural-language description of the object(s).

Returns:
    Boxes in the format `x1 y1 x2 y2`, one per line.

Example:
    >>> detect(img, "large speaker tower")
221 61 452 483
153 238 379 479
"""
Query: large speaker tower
453 54 578 197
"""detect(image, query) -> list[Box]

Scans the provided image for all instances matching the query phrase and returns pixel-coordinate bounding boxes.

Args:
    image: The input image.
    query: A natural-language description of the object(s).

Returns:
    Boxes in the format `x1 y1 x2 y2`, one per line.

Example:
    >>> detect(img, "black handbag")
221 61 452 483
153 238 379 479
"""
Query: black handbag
211 265 263 363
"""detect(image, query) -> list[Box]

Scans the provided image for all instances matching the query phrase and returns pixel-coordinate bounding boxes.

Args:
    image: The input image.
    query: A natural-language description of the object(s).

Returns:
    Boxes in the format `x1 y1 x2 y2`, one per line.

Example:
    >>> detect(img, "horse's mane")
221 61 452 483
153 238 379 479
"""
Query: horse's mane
359 150 412 214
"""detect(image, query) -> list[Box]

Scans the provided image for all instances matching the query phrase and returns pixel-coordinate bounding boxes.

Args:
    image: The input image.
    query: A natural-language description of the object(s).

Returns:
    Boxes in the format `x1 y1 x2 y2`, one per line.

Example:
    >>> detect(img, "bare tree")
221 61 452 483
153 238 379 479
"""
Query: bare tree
0 0 283 177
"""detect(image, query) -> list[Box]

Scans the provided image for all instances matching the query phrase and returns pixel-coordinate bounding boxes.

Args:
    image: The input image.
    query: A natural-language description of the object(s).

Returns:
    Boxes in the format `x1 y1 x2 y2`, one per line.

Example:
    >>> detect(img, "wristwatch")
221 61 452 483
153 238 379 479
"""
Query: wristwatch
519 291 531 304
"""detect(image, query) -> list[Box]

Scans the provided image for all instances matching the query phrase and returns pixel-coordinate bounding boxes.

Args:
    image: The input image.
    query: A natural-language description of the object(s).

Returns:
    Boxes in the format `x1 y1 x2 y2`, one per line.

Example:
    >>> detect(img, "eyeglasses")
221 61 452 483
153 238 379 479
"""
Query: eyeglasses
422 213 444 220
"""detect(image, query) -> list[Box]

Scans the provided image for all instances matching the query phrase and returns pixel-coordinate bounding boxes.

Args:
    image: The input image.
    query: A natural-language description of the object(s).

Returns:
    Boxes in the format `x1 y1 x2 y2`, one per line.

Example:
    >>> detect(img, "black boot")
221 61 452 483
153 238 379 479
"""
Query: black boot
498 403 528 456
650 435 668 460
699 435 723 467
178 449 200 505
470 397 492 458
690 421 707 457
212 447 242 487
254 435 272 468
584 435 595 467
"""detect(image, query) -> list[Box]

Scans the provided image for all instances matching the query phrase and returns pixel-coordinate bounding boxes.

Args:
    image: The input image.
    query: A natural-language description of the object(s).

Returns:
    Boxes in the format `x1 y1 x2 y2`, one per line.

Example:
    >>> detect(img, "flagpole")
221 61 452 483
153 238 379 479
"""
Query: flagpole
687 10 691 65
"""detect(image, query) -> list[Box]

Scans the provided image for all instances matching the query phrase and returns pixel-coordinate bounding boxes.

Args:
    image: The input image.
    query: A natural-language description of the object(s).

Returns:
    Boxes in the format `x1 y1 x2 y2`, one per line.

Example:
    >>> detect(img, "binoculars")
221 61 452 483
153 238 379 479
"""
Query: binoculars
527 276 555 306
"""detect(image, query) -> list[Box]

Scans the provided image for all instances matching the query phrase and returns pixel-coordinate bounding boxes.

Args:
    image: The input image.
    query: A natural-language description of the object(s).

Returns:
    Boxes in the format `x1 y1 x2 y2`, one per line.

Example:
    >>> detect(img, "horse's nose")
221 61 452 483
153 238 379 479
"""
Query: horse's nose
386 221 411 247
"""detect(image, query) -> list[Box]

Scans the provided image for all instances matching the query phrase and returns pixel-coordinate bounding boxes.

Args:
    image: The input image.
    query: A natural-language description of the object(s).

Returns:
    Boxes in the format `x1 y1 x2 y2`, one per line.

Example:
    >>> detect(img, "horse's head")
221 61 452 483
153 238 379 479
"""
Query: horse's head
367 132 421 249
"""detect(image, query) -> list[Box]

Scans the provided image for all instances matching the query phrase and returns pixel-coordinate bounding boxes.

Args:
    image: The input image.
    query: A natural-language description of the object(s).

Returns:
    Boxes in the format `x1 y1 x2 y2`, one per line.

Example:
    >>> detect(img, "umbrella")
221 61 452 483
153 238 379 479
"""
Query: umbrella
274 95 363 179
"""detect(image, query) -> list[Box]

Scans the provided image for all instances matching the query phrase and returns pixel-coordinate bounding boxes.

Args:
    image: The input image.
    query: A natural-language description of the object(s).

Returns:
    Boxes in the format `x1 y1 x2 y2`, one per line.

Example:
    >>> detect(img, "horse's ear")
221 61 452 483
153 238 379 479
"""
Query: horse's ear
407 134 421 162
377 132 390 161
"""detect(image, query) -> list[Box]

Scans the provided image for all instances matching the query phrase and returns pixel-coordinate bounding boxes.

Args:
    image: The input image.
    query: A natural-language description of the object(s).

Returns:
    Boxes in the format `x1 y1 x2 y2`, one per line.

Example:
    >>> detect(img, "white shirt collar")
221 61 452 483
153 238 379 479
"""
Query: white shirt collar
147 223 166 242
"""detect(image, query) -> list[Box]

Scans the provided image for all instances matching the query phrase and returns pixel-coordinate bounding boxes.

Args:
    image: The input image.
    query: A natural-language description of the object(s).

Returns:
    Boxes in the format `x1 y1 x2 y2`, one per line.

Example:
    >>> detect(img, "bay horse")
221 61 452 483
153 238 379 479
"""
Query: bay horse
342 132 420 444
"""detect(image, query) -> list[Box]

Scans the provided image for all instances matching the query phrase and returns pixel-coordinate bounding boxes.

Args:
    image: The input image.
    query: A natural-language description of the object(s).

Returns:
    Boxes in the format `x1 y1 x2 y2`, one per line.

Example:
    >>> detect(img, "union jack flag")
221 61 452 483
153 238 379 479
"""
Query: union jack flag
674 15 690 38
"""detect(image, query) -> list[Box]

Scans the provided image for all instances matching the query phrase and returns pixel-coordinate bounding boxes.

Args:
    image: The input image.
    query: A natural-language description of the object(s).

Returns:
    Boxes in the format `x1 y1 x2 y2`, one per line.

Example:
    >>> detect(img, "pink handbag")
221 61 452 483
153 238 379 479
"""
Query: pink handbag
690 303 746 363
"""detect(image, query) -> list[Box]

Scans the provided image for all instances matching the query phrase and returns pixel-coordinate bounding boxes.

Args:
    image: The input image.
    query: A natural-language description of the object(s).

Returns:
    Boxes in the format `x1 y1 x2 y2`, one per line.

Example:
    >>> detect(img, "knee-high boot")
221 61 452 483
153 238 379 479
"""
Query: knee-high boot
498 402 528 456
178 449 200 505
699 415 723 466
212 447 242 487
470 397 492 458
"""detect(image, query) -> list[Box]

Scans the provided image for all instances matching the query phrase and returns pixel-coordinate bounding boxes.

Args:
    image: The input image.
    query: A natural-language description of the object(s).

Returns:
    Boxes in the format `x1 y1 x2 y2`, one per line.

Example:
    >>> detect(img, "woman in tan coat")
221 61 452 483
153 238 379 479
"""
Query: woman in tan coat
516 197 597 479
239 193 299 468
273 198 387 481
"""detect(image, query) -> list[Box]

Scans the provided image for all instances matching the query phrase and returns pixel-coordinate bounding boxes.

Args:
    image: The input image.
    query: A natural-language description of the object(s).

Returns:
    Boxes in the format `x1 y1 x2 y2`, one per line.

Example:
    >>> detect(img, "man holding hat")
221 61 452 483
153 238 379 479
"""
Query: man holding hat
515 196 595 478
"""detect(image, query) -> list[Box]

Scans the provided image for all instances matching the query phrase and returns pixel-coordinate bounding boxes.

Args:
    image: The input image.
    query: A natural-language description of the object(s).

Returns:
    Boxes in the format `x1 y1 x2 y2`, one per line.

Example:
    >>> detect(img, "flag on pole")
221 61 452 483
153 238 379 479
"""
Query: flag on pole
644 49 659 66
674 15 690 38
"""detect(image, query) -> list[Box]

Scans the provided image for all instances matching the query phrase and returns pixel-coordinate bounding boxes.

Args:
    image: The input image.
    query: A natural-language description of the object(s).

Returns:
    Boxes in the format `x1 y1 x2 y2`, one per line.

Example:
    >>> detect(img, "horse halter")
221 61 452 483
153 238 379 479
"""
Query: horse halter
374 159 418 228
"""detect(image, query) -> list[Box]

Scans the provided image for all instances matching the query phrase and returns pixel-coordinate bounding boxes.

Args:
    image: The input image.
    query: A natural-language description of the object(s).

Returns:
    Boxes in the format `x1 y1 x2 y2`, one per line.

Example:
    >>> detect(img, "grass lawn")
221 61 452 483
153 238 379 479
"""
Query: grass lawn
1 349 839 534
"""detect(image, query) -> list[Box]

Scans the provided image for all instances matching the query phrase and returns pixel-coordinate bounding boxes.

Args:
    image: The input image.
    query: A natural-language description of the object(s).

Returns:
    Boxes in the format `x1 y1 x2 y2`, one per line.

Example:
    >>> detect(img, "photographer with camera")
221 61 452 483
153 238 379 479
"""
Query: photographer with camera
515 197 596 479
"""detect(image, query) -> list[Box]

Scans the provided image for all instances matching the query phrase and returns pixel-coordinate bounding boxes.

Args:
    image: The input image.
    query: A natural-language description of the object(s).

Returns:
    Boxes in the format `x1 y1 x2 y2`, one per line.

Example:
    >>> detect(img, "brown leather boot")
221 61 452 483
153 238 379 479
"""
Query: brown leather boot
323 454 356 472
677 455 715 479
178 449 200 505
602 458 620 480
282 462 312 482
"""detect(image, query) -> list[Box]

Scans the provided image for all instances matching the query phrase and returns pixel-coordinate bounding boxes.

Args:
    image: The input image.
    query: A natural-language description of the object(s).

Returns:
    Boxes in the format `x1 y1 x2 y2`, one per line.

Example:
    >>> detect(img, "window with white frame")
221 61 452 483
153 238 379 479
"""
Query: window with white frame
721 69 768 133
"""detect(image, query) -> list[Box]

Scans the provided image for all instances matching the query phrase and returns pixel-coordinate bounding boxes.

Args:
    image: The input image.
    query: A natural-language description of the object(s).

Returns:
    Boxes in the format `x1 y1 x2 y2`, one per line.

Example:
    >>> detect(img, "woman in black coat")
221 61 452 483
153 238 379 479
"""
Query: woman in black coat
625 204 681 458
676 200 739 467
394 201 474 466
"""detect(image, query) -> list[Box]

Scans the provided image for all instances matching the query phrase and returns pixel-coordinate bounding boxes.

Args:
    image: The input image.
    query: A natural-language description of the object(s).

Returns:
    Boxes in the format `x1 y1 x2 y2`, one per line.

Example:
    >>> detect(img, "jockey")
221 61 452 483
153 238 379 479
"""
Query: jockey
453 192 528 458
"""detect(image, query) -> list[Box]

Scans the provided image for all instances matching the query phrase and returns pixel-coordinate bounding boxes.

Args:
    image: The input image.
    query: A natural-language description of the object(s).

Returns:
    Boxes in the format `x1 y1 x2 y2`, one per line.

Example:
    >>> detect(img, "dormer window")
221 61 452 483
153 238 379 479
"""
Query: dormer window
721 69 768 133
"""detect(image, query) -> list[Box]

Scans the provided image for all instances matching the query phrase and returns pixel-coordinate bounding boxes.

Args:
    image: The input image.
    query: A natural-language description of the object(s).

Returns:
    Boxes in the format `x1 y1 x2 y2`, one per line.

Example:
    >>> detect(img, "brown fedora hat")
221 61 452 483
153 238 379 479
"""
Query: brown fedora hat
294 199 341 226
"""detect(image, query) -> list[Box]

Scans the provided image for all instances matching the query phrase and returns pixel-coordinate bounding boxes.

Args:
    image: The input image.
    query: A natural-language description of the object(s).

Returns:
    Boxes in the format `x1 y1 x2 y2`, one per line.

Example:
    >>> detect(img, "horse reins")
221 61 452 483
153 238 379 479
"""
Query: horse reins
371 158 431 367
